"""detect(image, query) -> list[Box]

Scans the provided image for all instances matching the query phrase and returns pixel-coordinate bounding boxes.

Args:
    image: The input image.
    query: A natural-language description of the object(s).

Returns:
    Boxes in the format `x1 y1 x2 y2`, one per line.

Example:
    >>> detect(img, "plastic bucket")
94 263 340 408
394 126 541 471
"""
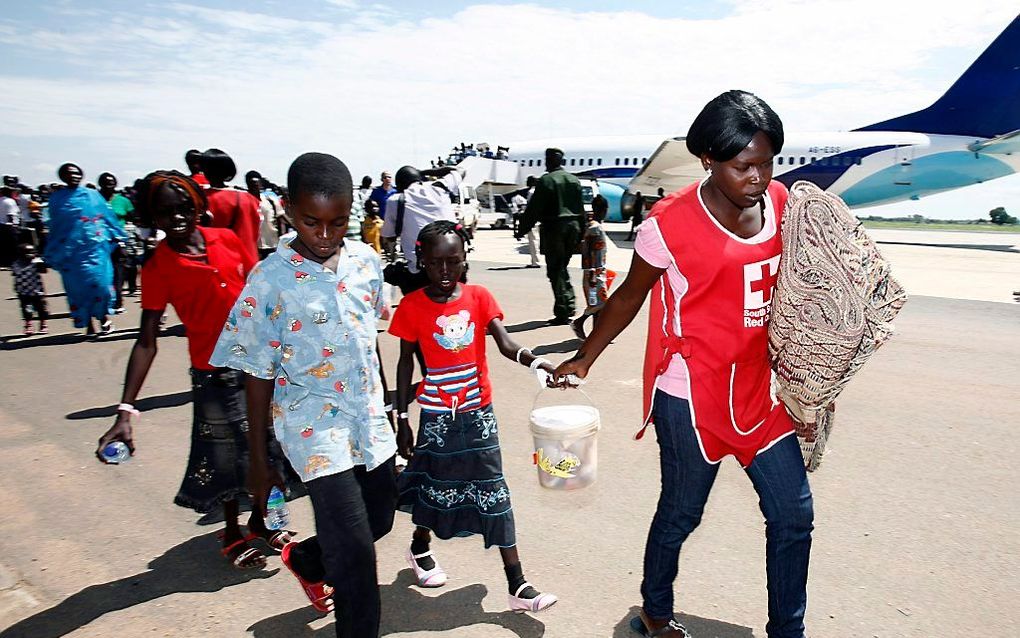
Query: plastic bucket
529 391 600 490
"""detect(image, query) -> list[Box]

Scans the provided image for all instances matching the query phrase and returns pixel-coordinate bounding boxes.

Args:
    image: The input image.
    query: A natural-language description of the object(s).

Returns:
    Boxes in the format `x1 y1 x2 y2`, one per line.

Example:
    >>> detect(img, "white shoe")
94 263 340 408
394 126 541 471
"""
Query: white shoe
406 546 447 588
508 583 557 612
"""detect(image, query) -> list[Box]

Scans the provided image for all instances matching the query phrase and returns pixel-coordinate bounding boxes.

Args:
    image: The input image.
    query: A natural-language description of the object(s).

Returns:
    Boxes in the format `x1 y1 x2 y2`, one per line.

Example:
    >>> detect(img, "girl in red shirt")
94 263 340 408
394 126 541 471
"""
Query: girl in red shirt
96 171 299 570
555 92 814 638
389 220 559 613
201 148 261 264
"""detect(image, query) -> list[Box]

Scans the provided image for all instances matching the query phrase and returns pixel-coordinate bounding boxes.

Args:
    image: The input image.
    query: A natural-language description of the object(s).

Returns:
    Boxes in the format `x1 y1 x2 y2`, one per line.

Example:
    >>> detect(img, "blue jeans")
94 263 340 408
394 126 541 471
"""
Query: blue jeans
640 391 814 638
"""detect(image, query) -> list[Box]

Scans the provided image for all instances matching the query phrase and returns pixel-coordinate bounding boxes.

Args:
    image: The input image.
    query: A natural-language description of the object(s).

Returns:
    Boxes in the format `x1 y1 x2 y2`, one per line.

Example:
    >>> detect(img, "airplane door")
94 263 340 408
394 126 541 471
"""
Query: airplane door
892 144 915 186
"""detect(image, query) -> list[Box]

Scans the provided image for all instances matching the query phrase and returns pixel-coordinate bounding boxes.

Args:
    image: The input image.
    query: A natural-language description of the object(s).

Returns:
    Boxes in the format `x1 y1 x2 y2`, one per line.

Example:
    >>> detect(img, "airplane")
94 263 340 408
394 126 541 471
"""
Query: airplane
505 14 1020 221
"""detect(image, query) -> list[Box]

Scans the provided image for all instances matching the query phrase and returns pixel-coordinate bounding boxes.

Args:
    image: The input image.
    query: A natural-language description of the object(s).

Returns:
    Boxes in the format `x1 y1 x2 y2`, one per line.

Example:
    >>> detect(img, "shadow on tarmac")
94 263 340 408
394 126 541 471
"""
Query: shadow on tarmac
533 339 581 356
0 531 278 638
0 323 184 350
612 605 753 638
248 568 545 637
504 320 549 333
65 390 193 420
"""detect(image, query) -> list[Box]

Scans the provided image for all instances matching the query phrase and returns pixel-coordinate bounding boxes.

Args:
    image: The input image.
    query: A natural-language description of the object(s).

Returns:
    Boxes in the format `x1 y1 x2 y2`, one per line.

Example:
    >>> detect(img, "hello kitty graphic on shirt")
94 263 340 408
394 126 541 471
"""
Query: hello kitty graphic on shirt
433 310 475 352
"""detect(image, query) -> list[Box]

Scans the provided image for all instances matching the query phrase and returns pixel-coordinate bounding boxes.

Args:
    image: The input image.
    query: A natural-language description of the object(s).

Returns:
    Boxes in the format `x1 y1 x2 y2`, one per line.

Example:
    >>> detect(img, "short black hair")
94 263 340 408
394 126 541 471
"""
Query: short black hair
394 165 421 192
591 194 608 215
245 170 262 184
686 90 783 162
201 148 237 183
98 172 116 187
58 163 82 181
415 220 471 270
287 152 352 202
360 175 372 189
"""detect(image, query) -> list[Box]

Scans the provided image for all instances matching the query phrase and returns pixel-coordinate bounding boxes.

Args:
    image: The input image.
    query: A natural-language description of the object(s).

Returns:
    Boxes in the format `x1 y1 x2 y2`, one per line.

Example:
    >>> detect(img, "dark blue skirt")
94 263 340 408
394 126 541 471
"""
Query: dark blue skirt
397 404 515 548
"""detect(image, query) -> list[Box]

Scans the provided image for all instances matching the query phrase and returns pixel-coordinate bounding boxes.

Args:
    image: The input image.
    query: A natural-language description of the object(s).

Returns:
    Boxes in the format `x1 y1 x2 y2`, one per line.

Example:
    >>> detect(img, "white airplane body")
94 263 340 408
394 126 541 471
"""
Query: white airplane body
504 15 1020 216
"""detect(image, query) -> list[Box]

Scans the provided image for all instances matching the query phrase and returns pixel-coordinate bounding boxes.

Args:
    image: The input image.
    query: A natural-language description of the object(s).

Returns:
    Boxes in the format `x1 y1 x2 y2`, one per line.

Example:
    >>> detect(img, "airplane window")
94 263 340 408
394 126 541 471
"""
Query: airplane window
588 158 593 166
526 159 531 167
799 157 806 165
777 157 784 165
623 158 629 166
788 156 794 165
856 157 862 165
569 158 575 166
820 157 827 166
642 157 647 164
615 158 620 165
811 157 817 164
633 157 639 165
597 158 602 166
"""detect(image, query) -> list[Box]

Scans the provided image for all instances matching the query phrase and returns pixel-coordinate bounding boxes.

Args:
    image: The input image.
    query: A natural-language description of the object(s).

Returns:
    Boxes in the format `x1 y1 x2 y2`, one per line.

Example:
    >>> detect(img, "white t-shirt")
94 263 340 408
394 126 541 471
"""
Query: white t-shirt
382 171 462 273
0 197 19 225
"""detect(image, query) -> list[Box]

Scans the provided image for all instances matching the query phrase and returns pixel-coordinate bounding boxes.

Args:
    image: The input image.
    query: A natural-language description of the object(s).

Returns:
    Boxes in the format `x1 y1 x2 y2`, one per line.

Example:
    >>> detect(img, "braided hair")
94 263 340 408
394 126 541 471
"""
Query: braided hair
134 170 207 228
414 220 472 274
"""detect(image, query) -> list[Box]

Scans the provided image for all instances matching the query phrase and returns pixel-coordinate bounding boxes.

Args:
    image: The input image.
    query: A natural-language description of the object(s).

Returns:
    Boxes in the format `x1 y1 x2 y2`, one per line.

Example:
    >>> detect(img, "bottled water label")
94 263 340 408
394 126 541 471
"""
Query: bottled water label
102 441 130 464
265 486 290 531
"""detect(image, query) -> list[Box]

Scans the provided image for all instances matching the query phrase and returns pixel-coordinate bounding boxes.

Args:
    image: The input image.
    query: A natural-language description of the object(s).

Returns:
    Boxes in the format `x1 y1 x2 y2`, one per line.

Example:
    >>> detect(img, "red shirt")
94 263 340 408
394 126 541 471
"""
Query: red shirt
206 188 261 264
389 284 503 414
191 172 210 187
640 179 793 467
141 227 255 369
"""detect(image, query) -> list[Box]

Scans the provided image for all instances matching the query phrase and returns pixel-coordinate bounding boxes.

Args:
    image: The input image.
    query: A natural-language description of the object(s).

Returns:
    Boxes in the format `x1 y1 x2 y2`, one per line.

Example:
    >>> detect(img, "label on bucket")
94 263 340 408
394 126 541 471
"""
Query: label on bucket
535 448 581 478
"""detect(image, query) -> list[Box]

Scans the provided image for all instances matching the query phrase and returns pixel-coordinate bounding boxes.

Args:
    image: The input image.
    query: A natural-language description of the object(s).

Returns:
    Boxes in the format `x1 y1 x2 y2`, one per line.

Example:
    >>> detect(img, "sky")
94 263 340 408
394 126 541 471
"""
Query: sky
0 1 1017 220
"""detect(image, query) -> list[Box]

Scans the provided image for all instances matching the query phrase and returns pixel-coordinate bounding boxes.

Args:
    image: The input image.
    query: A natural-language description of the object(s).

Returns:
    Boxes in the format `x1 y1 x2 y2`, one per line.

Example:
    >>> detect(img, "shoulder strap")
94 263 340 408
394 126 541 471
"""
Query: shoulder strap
395 195 406 237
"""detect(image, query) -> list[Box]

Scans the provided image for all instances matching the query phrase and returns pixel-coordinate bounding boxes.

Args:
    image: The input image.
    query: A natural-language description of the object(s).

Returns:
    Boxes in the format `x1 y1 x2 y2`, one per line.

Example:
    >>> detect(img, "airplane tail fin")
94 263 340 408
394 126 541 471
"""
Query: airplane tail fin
855 14 1020 138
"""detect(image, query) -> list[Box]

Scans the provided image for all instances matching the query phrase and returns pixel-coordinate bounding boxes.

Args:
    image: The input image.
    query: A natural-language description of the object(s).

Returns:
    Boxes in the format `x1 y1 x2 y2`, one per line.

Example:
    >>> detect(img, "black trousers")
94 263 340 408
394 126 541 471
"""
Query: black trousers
289 457 397 638
18 294 48 322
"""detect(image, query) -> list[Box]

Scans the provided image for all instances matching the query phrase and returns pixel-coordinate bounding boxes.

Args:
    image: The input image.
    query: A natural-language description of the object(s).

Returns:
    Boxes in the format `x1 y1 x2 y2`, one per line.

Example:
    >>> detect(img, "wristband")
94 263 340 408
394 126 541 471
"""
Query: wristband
117 403 140 416
384 404 393 412
529 357 552 372
515 347 531 364
398 412 409 420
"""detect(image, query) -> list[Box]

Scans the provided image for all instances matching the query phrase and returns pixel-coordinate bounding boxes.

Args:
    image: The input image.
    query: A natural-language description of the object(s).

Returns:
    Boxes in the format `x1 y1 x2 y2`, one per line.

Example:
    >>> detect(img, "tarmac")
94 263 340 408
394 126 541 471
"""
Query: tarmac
0 222 1017 637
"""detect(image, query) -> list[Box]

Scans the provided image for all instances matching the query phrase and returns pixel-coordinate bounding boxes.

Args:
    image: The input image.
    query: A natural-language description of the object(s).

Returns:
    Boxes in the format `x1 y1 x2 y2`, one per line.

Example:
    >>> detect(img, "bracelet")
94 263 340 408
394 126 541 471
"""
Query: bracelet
384 404 393 412
117 402 140 415
398 412 409 420
515 347 531 364
529 357 551 372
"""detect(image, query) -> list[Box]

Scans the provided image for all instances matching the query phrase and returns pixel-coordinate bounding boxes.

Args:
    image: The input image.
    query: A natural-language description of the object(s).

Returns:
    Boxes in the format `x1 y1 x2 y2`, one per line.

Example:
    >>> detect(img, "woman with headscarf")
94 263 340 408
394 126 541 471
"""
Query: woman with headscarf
554 91 814 638
44 163 125 335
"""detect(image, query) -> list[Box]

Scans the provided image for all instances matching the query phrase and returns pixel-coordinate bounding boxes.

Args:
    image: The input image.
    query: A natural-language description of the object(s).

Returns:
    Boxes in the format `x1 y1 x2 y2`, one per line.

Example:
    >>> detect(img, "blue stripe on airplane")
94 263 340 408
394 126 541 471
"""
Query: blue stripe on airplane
575 167 640 179
773 145 896 190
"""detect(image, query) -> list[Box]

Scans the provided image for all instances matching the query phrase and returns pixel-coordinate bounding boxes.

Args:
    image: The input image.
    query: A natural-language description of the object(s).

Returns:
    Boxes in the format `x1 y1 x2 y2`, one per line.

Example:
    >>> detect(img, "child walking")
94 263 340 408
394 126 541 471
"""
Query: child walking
572 194 610 340
390 220 559 613
211 153 398 638
11 243 48 335
96 170 299 570
361 199 383 254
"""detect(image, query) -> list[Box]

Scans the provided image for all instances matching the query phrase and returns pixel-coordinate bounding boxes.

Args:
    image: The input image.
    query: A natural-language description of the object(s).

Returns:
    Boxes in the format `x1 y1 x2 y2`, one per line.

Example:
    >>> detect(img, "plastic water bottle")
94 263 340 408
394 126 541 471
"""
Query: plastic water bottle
101 441 130 464
265 486 290 530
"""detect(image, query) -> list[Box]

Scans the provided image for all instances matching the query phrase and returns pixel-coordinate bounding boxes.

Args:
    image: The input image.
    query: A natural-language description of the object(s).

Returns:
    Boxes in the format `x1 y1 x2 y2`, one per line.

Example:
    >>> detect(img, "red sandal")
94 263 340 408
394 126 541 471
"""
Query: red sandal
221 537 266 569
280 542 334 613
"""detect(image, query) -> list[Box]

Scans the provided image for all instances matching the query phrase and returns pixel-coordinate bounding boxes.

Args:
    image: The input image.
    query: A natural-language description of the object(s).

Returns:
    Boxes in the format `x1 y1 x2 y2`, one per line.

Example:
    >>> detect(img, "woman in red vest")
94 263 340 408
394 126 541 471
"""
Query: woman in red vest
554 91 813 638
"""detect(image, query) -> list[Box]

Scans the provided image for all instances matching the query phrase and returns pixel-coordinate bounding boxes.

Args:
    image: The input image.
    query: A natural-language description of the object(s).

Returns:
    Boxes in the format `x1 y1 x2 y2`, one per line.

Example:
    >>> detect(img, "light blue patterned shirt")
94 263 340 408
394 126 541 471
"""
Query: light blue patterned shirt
210 233 396 482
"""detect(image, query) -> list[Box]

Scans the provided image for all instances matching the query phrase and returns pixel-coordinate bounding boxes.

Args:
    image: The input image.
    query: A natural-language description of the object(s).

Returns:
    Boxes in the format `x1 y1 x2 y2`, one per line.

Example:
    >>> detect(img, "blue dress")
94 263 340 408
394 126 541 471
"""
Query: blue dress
44 187 125 327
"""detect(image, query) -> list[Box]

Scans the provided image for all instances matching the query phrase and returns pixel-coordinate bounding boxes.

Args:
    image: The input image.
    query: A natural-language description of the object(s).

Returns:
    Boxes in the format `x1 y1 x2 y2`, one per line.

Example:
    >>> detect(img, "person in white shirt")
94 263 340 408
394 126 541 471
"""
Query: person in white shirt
381 165 464 293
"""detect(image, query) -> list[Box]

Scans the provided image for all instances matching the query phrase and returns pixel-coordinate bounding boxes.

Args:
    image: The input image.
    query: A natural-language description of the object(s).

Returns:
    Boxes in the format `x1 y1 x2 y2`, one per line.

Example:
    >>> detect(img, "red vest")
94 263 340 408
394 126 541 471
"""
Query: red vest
639 179 793 467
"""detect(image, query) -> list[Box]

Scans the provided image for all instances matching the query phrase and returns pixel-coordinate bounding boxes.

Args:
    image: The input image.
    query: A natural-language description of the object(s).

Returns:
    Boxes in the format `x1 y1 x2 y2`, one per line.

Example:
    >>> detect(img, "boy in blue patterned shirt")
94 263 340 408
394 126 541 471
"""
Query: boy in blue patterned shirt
211 153 397 637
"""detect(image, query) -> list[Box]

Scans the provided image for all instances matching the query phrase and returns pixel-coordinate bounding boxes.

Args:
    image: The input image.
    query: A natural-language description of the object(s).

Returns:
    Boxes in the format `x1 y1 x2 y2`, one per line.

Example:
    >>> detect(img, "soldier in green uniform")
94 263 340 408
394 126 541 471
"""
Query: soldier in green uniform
516 148 584 325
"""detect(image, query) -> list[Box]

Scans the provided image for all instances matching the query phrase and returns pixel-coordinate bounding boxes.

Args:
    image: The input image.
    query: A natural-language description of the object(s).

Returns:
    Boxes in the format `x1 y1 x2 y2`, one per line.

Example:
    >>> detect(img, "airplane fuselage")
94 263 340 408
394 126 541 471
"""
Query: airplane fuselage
507 131 1020 209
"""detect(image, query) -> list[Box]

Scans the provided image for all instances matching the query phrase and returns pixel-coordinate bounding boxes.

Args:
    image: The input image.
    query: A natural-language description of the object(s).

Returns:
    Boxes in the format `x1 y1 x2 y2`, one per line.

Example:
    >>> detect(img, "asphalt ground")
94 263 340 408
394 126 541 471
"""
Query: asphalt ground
0 224 1017 637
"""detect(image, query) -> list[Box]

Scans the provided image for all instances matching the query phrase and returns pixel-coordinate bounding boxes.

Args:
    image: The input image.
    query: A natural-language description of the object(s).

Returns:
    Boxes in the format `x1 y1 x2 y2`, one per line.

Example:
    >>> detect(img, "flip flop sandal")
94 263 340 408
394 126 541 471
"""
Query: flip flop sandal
221 538 266 570
244 529 296 552
281 542 334 613
508 583 558 613
264 530 296 551
406 546 447 588
629 616 692 637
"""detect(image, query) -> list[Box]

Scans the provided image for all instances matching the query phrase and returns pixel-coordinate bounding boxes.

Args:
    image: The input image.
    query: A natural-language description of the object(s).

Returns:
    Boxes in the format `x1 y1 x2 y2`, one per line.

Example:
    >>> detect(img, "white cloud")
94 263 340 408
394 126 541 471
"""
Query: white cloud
1 1 1017 218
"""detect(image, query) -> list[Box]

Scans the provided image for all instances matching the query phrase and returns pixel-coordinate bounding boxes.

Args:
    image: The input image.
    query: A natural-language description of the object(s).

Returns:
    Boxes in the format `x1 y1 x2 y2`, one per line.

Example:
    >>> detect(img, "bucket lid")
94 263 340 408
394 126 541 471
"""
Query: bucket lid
529 405 600 438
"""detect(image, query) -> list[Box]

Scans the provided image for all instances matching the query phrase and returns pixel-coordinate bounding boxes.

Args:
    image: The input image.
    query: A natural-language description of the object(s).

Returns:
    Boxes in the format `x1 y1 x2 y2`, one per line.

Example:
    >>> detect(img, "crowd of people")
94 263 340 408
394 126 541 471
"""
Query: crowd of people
4 90 827 638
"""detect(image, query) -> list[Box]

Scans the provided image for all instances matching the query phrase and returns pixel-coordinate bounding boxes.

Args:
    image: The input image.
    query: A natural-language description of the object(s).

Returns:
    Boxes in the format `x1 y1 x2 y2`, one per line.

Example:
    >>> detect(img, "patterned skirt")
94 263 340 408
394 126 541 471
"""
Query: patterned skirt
174 368 303 513
397 404 516 548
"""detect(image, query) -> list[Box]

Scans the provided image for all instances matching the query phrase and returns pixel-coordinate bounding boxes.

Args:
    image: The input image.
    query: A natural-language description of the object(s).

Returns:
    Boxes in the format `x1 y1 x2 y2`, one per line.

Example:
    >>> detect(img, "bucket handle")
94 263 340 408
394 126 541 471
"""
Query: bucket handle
532 385 596 412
